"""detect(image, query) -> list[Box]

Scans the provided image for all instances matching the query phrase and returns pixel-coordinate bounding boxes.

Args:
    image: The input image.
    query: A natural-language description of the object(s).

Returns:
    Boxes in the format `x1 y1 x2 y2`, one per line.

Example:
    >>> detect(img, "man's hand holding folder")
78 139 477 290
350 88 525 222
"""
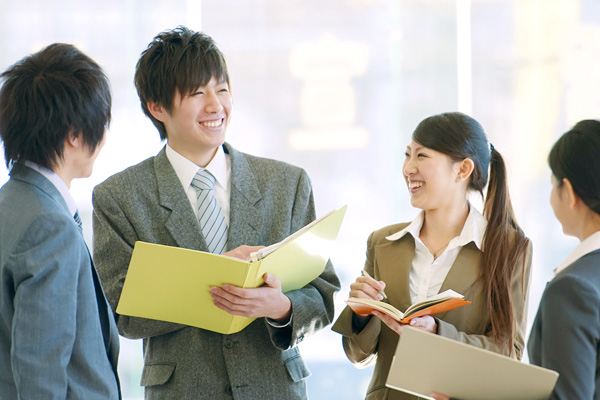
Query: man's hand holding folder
116 205 347 334
211 271 292 322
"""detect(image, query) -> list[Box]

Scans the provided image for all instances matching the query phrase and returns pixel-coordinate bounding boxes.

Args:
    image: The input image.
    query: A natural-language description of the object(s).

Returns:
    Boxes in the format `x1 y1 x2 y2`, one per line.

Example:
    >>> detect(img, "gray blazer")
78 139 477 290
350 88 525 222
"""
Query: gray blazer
92 142 340 400
0 164 120 399
528 249 600 400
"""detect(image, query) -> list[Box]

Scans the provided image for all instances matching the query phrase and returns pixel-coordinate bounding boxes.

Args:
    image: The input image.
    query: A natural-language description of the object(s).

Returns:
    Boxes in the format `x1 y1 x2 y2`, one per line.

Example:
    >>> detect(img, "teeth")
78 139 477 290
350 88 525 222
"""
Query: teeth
408 181 424 189
201 119 223 128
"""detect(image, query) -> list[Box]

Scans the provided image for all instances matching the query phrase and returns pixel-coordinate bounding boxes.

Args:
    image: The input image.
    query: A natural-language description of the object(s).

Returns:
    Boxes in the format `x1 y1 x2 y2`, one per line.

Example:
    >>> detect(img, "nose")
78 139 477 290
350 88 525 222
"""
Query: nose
205 91 223 113
403 156 416 177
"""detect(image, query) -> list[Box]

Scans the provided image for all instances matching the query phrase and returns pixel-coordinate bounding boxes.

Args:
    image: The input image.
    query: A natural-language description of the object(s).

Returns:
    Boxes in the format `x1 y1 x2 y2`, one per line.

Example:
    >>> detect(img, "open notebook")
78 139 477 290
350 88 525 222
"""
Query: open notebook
386 327 558 400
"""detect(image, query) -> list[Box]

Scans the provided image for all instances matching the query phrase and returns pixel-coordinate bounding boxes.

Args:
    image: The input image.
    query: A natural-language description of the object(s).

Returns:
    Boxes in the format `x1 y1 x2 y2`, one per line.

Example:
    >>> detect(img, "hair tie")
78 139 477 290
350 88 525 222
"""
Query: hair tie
490 143 495 153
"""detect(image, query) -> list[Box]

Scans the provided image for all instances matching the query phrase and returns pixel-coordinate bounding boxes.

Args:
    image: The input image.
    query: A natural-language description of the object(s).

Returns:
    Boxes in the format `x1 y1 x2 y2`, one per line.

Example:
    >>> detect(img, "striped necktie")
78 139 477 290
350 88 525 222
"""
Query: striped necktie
74 210 82 232
190 169 228 254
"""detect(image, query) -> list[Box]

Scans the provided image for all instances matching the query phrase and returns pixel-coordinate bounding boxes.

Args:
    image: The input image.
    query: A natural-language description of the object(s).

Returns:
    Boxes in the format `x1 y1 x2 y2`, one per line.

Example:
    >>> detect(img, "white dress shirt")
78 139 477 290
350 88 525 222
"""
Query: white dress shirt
385 205 487 304
166 144 231 225
24 161 78 218
554 230 600 275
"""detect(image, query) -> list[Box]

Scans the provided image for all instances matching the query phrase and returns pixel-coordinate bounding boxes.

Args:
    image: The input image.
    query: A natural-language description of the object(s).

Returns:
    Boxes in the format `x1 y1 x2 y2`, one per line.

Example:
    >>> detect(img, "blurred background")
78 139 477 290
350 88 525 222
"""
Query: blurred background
1 0 599 398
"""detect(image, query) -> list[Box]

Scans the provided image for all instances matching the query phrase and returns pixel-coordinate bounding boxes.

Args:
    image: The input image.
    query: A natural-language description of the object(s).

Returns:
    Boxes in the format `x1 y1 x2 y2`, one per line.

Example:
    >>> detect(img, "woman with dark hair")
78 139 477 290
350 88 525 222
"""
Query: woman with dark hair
432 121 600 400
332 112 532 400
526 119 600 399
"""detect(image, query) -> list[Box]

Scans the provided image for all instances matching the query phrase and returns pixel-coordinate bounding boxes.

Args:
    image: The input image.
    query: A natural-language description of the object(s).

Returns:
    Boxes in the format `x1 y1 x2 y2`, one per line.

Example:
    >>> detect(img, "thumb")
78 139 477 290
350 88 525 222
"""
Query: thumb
263 272 281 289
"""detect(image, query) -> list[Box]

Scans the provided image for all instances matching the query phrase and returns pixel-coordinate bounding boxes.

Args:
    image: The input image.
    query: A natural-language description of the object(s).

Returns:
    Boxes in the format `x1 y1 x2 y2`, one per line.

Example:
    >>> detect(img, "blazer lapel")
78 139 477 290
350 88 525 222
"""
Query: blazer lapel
376 234 415 312
436 241 481 319
153 149 207 251
224 143 263 249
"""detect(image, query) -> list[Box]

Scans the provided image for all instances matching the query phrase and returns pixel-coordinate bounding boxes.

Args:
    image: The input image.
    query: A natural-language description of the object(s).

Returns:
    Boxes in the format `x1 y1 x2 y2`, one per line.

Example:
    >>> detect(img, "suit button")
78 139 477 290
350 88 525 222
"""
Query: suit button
224 340 233 349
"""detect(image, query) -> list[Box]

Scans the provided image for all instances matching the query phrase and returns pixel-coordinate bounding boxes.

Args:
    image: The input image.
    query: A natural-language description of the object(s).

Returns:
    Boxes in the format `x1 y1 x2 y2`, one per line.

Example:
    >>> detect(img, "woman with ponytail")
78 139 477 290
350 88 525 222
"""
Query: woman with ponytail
332 112 531 400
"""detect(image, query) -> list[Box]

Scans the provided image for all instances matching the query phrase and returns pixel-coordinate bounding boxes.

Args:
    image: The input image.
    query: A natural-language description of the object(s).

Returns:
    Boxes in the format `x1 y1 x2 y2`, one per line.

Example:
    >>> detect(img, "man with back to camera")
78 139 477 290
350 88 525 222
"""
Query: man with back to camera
0 43 120 399
92 26 340 399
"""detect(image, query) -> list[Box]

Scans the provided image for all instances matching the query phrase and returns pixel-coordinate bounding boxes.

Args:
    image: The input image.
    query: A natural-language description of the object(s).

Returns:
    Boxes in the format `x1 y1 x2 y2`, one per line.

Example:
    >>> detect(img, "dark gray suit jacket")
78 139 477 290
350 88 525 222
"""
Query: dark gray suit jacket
0 164 120 399
528 249 600 400
92 143 340 399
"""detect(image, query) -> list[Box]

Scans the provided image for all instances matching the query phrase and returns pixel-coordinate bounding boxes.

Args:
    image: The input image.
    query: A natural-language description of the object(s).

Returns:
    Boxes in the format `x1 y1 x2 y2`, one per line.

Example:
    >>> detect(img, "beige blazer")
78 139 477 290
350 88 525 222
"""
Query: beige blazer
332 222 532 400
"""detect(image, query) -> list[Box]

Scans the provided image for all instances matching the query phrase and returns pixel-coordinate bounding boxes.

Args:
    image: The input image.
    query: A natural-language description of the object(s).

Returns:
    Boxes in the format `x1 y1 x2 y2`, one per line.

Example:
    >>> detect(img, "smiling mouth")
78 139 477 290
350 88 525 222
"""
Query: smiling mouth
200 118 224 128
408 181 424 190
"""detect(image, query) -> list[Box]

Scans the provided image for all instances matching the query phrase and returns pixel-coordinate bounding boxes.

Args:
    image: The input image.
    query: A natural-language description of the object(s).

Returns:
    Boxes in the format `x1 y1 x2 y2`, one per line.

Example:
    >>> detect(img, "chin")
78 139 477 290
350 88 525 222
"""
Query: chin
408 197 423 209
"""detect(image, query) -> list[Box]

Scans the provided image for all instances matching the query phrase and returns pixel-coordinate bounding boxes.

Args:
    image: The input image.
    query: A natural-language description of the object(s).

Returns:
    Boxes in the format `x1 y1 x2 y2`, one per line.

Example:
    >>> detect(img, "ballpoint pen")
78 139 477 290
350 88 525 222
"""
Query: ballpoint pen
361 269 388 300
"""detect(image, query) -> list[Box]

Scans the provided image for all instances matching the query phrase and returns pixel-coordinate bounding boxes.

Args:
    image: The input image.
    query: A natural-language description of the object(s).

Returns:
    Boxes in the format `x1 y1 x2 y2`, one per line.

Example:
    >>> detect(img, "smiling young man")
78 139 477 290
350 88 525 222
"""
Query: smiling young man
92 26 340 399
0 43 120 399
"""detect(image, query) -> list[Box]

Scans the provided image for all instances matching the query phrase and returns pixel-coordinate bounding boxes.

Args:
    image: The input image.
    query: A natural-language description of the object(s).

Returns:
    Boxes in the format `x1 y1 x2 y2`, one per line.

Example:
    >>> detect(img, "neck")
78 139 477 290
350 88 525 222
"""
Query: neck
422 201 470 238
419 200 470 259
170 143 219 168
52 164 73 189
578 211 600 242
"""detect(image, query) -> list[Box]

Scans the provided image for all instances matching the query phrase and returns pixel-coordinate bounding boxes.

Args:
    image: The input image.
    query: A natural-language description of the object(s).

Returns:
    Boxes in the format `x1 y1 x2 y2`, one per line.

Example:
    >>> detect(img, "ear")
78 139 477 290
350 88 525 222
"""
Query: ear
455 158 475 183
562 178 580 209
147 101 168 123
65 131 83 149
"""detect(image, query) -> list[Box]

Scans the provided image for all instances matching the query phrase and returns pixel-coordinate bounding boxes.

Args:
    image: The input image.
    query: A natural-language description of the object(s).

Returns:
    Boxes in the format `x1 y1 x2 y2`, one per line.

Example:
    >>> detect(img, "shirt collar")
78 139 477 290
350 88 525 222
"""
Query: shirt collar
554 230 600 275
166 144 229 190
24 160 78 217
385 204 487 251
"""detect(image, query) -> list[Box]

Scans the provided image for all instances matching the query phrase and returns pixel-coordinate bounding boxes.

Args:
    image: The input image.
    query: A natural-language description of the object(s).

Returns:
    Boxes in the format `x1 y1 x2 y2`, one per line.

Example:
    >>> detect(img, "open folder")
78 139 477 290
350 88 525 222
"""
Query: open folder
116 205 347 335
386 327 558 400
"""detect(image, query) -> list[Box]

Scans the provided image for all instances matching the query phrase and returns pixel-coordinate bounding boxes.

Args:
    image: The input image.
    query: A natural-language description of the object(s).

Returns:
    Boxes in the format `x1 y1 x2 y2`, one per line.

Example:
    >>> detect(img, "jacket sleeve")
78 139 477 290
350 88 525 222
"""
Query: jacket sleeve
437 242 533 359
10 215 80 398
331 231 381 367
266 169 341 349
534 273 599 400
92 183 186 339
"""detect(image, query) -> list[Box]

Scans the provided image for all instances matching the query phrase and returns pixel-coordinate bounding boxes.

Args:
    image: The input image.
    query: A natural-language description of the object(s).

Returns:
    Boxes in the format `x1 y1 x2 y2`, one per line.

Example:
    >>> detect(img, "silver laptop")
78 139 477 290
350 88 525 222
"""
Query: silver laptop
386 327 558 400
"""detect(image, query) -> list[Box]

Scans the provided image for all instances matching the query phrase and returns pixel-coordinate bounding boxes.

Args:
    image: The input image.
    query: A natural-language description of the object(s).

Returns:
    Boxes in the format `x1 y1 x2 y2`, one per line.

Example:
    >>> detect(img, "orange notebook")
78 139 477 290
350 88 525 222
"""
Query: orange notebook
346 289 471 324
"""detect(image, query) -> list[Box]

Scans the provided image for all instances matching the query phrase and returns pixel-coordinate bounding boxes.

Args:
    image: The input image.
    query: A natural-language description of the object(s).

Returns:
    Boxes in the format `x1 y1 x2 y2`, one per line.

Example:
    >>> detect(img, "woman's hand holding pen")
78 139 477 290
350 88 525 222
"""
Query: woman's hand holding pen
348 269 387 327
349 269 387 300
349 269 438 336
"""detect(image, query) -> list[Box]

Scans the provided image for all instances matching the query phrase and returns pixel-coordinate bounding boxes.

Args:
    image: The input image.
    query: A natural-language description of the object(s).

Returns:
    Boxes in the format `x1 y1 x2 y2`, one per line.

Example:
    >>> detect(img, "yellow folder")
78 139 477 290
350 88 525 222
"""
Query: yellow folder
116 205 347 334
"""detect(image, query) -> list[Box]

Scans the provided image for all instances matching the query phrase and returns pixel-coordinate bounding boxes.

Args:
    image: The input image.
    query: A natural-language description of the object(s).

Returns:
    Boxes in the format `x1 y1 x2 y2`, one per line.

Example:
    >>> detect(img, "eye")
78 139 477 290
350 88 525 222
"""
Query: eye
417 153 427 158
192 90 204 96
404 152 409 158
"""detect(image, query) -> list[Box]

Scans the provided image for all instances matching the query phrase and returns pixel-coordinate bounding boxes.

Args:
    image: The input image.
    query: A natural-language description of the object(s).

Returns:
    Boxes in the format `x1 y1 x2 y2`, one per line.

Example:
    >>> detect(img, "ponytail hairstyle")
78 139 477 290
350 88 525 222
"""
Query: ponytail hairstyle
412 112 530 352
548 119 600 216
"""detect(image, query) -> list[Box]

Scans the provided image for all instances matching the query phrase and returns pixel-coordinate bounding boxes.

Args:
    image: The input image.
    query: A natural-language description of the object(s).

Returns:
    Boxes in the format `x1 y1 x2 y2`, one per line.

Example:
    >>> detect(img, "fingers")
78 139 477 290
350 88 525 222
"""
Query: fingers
209 274 289 320
430 392 450 400
409 316 438 334
372 310 406 336
349 276 386 300
223 245 265 260
263 272 281 289
210 285 246 312
211 285 261 316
